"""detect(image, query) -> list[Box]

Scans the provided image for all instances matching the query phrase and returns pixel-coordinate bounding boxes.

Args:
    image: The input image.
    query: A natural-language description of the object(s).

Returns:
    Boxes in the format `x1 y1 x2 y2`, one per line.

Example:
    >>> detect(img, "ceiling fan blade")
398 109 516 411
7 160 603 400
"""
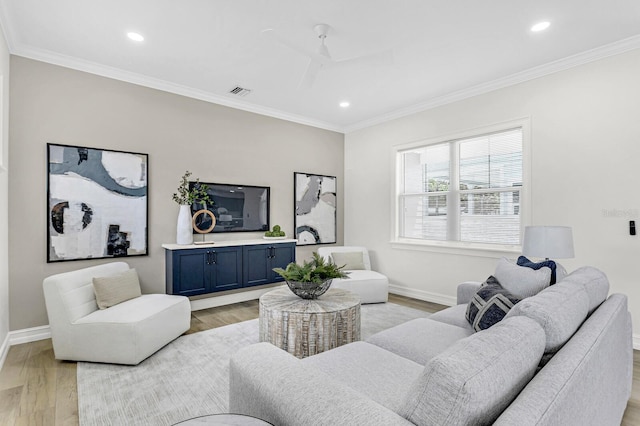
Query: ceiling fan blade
299 59 323 89
262 28 332 66
335 48 394 68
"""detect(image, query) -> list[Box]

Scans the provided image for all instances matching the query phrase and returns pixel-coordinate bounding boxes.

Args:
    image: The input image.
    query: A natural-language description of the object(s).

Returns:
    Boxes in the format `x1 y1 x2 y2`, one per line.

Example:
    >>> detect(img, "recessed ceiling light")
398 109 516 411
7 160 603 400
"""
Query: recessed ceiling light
127 32 144 42
531 21 550 32
339 101 350 108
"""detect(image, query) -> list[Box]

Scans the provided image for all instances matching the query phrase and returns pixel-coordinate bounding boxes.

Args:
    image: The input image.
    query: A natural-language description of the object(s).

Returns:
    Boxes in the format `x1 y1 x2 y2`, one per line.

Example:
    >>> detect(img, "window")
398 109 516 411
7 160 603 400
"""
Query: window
395 124 526 248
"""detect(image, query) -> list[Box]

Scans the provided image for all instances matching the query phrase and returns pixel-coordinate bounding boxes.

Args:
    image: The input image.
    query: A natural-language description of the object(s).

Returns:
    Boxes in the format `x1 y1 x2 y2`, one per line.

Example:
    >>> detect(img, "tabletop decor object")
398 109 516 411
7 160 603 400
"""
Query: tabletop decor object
263 224 286 239
273 252 349 299
172 171 212 245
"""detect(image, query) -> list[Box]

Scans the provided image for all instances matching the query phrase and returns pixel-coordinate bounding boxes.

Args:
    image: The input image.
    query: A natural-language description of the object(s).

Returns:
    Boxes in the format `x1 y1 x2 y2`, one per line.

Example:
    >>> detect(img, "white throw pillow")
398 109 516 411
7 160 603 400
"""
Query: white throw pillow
555 262 568 282
494 258 551 299
92 268 142 309
331 251 366 270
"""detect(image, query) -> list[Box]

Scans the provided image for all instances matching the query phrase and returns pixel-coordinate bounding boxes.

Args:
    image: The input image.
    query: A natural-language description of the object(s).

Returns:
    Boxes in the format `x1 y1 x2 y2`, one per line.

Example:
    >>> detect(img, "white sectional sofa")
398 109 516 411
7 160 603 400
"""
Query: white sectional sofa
229 266 633 425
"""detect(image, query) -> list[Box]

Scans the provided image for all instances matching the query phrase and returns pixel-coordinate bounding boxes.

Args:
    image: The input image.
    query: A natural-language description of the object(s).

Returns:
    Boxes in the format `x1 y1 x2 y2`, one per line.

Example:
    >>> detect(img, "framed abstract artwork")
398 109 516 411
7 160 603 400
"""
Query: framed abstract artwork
294 172 336 245
47 143 148 262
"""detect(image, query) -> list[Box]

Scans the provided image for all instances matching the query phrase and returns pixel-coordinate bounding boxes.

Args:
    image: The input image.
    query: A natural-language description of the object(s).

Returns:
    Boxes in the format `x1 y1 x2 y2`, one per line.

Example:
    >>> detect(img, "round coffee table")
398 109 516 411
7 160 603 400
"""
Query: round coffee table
259 287 361 358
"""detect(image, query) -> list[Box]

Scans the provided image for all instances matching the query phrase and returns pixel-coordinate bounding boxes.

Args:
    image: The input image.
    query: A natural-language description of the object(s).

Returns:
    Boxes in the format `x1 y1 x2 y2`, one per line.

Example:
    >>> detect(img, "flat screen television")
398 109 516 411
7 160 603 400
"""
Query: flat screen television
189 182 270 233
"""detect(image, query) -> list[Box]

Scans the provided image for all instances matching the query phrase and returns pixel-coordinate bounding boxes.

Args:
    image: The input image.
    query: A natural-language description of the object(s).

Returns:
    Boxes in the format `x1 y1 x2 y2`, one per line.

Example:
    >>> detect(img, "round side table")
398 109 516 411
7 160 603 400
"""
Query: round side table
259 287 361 358
174 413 272 425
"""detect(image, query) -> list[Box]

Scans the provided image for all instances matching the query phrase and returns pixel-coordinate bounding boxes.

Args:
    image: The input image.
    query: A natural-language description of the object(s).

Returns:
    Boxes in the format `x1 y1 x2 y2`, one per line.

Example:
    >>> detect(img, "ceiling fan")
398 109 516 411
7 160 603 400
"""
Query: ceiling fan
262 23 391 89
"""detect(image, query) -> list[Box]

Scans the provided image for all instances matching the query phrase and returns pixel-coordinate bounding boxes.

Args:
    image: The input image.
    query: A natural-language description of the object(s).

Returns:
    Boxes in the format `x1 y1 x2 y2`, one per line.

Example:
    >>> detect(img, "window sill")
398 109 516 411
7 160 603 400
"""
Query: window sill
390 239 521 259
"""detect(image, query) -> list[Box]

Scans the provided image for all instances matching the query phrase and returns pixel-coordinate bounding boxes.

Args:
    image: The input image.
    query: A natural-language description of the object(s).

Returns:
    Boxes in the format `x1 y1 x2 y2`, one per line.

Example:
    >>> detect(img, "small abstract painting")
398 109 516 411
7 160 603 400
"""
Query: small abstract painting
47 143 148 262
294 172 336 245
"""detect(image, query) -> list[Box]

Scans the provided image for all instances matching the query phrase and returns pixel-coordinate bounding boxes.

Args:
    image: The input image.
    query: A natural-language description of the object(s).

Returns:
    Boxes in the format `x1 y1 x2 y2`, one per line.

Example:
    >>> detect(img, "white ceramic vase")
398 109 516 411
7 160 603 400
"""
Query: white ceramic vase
176 204 193 245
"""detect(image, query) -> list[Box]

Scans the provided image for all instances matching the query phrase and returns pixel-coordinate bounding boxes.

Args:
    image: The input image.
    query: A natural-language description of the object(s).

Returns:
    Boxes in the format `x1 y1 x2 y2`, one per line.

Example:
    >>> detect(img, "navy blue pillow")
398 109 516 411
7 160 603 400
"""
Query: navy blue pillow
517 256 557 284
466 276 521 332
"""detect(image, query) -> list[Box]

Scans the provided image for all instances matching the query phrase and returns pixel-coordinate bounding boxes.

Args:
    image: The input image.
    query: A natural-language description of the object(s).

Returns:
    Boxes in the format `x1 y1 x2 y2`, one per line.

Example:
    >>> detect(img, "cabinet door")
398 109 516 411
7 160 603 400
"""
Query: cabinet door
270 243 296 282
243 245 271 287
211 247 243 291
171 249 209 296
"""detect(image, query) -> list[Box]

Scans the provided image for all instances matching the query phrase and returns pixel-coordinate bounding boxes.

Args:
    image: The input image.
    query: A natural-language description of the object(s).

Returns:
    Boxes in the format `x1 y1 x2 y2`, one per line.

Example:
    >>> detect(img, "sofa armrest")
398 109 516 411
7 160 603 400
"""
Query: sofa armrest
457 281 482 304
230 342 413 426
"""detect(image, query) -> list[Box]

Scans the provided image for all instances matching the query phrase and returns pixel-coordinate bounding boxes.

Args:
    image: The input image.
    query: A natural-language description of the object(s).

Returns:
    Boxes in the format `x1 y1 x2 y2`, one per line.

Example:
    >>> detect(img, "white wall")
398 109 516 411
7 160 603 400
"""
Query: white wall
9 57 343 331
345 49 640 332
0 26 9 359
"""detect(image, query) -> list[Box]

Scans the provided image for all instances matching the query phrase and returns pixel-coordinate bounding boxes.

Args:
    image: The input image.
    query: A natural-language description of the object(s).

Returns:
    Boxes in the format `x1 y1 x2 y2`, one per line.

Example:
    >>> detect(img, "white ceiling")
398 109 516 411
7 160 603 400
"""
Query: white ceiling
1 0 639 132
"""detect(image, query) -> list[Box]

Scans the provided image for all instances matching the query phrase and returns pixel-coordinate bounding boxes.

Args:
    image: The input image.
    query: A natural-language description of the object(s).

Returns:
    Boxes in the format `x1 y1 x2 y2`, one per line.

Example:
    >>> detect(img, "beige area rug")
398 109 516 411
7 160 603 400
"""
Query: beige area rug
77 302 431 426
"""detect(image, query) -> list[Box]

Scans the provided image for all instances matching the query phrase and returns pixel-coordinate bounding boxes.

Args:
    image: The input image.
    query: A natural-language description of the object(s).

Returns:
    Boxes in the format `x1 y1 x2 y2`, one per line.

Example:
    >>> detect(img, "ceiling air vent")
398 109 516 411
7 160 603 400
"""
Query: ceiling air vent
228 86 252 97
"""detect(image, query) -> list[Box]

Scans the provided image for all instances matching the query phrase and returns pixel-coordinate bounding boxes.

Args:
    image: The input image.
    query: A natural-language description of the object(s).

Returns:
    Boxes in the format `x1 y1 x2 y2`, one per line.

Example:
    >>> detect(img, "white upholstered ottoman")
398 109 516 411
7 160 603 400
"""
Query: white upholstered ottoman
317 246 389 304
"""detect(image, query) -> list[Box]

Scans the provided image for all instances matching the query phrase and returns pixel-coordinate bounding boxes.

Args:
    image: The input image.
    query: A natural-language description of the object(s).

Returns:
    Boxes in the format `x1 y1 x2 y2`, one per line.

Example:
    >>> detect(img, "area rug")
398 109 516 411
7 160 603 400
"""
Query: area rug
77 302 431 426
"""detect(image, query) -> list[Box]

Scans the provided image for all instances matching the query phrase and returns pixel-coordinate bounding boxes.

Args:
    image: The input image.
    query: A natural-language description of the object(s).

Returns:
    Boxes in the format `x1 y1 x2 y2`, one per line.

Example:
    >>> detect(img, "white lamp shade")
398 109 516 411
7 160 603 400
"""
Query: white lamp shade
522 226 575 259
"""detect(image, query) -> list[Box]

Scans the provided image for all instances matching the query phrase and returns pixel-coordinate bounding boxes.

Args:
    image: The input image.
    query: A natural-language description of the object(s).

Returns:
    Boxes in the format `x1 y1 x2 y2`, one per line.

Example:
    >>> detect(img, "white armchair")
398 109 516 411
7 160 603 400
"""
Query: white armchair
43 262 191 365
317 246 389 304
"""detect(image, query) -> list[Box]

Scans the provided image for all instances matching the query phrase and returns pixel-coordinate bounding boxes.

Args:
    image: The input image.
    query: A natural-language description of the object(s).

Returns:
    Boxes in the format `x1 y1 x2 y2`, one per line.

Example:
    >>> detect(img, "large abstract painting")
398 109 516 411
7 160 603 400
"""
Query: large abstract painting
47 143 148 262
294 172 336 245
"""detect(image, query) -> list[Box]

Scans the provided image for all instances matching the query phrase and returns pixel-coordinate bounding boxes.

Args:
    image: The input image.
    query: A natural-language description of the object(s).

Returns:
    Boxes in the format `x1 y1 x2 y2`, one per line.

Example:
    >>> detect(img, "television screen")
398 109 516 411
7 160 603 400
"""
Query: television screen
189 182 270 233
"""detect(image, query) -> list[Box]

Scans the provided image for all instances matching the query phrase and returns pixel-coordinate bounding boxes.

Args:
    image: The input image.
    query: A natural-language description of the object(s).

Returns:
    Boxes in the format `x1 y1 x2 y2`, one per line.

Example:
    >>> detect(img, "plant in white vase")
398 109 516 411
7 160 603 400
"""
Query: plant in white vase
172 171 212 244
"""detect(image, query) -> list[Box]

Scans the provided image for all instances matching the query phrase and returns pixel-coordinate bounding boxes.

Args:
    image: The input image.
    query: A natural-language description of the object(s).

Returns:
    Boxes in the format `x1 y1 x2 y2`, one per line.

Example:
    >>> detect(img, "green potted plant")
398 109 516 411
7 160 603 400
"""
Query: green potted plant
172 171 212 206
273 252 349 299
173 171 213 245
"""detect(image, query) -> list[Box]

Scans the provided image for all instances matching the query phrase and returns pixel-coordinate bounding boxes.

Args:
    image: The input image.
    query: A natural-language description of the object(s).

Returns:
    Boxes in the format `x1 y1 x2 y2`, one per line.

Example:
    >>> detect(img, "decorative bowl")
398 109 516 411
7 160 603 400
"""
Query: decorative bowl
285 279 333 299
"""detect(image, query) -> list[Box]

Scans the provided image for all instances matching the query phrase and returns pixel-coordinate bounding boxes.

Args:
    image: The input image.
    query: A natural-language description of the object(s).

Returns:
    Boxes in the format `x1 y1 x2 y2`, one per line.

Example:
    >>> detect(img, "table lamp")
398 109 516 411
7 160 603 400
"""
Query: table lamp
522 226 575 260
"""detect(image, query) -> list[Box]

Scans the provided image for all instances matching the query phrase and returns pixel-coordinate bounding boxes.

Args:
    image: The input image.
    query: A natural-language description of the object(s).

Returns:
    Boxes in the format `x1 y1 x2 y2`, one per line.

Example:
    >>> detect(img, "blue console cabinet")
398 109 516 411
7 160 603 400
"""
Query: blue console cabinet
163 239 296 297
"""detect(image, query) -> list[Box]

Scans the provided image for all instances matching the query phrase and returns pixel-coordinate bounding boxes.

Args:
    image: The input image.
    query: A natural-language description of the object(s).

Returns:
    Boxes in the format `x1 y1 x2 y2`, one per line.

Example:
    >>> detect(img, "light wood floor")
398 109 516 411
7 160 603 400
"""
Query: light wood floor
0 294 638 425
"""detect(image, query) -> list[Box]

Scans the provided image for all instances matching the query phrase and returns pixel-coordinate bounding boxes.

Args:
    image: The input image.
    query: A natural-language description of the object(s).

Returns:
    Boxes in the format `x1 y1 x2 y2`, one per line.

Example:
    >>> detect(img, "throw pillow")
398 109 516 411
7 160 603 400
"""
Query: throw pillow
494 257 551 299
92 268 142 309
555 262 568 283
331 251 366 270
517 255 558 284
465 276 521 332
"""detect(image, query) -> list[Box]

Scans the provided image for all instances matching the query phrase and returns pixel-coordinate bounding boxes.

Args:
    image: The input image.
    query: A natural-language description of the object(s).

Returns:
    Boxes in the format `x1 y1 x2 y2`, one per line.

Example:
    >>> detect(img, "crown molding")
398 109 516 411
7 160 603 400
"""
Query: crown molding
0 1 16 52
10 43 344 133
344 34 640 133
3 26 640 136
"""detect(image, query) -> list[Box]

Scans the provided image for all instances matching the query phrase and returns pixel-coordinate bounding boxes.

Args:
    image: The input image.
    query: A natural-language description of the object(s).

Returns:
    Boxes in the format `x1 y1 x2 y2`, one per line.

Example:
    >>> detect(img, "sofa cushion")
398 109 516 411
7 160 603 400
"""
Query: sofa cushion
517 256 558 284
466 276 521 331
301 341 423 412
494 257 551 299
92 268 142 309
429 304 474 332
560 266 609 314
399 316 545 426
331 251 366 270
366 318 473 365
505 281 589 353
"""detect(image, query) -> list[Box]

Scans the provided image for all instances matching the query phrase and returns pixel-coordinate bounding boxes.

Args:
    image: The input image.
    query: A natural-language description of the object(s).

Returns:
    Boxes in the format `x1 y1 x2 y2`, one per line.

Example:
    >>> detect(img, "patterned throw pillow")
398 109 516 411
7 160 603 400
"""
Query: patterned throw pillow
517 256 558 284
466 276 521 332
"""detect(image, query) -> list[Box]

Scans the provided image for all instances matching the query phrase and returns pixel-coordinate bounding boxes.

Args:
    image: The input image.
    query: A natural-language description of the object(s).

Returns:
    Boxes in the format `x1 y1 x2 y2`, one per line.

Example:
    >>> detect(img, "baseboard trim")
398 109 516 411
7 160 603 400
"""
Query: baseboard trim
633 334 640 351
0 332 9 371
189 285 285 311
389 284 456 307
9 325 52 346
